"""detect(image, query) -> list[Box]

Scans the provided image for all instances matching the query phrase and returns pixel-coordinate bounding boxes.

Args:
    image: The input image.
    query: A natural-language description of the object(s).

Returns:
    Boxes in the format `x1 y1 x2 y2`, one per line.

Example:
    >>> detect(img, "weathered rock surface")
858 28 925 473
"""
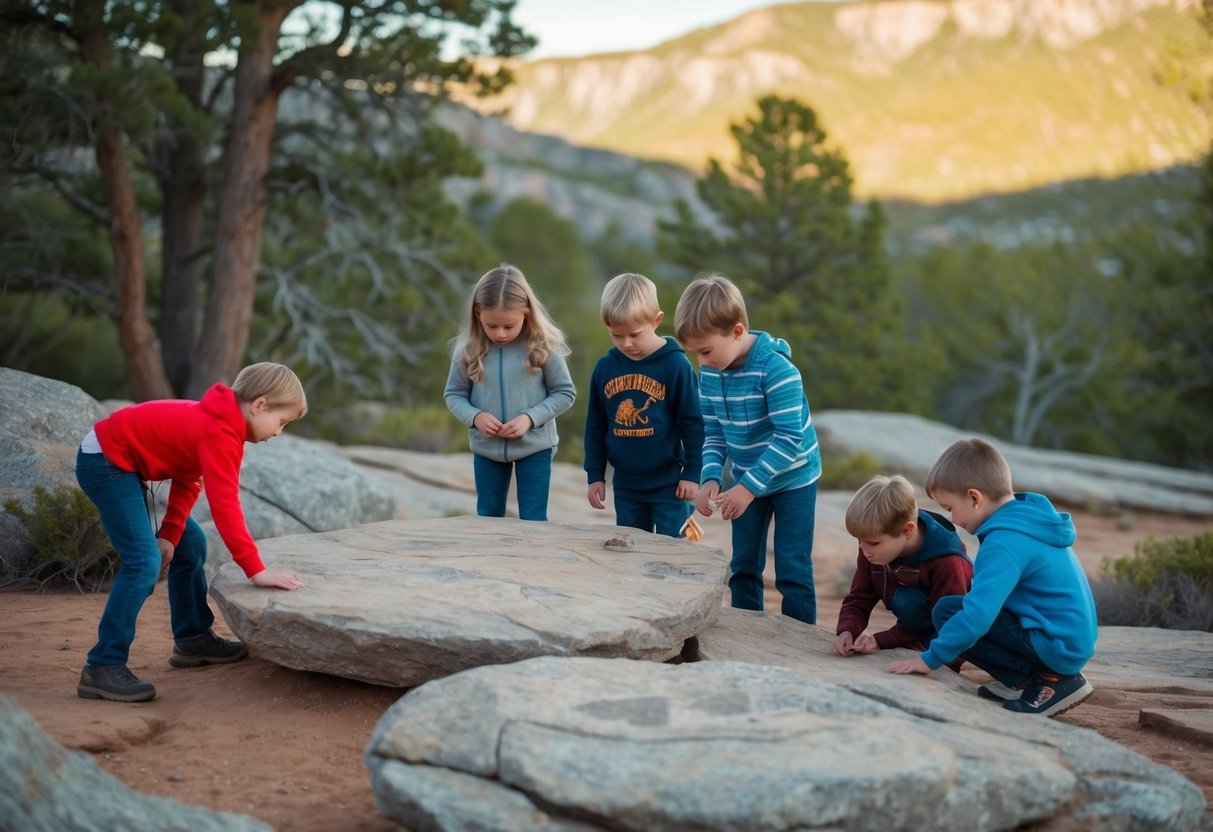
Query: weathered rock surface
210 516 728 686
0 369 109 574
0 696 271 832
183 434 396 575
1083 626 1213 695
364 652 1193 832
697 609 1207 831
816 410 1213 515
365 613 1205 832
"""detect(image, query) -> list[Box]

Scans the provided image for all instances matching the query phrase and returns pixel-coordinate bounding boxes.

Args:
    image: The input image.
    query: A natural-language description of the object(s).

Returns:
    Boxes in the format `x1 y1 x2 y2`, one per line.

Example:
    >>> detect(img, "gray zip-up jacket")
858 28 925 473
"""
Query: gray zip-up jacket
444 340 577 463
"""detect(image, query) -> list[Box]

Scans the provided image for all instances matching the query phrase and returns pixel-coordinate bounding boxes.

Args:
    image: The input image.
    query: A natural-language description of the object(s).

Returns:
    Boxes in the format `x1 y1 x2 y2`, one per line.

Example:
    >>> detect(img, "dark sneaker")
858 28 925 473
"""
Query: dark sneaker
169 629 249 668
78 664 156 702
977 679 1027 702
1002 672 1093 717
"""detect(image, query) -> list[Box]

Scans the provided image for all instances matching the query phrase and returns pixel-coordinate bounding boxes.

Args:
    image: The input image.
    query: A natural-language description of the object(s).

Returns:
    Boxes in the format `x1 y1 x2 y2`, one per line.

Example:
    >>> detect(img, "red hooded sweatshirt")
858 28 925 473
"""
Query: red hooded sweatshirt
93 383 265 578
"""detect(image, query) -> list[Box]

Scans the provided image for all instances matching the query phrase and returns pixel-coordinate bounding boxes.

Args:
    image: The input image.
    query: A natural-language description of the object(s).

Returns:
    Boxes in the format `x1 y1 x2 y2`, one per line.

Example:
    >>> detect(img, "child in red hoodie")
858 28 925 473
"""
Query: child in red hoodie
75 362 307 702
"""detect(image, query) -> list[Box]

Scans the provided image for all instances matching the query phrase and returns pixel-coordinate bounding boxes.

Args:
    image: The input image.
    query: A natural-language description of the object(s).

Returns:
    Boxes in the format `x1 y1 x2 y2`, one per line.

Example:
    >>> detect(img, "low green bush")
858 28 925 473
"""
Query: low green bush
1094 532 1213 631
2 485 117 592
819 451 885 491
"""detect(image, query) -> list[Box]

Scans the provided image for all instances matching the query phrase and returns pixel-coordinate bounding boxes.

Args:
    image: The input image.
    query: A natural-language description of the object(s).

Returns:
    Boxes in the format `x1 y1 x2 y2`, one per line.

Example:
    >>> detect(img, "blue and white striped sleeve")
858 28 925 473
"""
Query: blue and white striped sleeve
737 357 809 495
698 367 727 485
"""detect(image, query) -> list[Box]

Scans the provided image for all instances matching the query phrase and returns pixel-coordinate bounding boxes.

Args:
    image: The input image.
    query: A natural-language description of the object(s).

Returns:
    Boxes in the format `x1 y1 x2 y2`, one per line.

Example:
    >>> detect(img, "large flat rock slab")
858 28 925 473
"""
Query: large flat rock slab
1082 626 1213 695
365 655 1201 832
695 609 1206 830
211 516 727 687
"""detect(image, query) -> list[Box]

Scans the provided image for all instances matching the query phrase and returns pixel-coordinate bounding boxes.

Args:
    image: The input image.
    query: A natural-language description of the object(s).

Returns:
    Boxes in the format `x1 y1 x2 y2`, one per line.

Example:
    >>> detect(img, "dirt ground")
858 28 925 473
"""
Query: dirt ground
2 506 1210 831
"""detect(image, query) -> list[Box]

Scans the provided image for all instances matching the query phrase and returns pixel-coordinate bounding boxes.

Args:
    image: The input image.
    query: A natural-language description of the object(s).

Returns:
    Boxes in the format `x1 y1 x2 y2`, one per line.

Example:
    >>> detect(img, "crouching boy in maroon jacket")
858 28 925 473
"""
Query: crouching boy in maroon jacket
834 475 973 656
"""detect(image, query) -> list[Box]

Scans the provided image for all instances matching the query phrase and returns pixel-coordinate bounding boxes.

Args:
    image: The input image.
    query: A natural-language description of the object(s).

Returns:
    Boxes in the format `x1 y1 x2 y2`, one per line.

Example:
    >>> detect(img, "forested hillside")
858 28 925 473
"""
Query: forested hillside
468 0 1209 201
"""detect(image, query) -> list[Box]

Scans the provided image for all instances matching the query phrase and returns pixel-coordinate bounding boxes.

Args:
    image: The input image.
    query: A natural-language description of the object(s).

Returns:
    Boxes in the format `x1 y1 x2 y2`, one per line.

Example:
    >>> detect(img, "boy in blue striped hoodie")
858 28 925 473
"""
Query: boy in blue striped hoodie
674 274 822 624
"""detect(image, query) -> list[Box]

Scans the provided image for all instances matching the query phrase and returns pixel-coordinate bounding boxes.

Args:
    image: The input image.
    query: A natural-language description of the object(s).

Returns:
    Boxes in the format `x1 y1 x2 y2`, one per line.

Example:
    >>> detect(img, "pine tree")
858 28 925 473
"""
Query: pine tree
658 95 908 410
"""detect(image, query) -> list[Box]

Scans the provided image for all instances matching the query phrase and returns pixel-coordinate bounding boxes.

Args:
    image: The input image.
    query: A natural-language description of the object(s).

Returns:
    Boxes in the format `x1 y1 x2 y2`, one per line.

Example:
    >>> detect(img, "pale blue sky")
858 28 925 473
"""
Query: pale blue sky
511 0 785 59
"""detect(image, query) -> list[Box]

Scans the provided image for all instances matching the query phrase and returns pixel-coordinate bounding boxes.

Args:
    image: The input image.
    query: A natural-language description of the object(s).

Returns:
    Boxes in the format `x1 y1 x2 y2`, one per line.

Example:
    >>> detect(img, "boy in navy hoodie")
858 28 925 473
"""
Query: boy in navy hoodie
886 438 1098 718
834 475 972 657
584 273 704 537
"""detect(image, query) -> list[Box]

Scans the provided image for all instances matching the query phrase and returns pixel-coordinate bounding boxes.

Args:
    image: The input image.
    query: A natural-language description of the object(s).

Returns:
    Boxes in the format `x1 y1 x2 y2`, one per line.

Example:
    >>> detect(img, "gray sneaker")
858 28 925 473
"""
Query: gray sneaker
170 629 249 668
78 664 156 702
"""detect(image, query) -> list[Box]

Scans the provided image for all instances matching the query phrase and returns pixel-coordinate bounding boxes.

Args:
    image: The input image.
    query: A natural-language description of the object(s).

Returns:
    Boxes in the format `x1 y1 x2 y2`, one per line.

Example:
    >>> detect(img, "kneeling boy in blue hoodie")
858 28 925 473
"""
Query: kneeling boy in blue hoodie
834 475 972 657
886 438 1098 718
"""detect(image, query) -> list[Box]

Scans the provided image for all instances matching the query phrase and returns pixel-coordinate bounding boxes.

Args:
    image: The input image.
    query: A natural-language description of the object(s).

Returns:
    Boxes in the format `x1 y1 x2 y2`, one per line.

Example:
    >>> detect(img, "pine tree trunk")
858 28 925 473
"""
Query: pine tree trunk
156 0 209 396
76 0 173 401
187 1 298 397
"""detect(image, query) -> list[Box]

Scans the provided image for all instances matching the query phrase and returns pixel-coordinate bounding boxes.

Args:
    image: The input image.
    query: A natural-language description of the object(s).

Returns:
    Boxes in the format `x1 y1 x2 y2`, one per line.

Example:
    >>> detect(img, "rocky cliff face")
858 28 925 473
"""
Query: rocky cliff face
460 0 1206 204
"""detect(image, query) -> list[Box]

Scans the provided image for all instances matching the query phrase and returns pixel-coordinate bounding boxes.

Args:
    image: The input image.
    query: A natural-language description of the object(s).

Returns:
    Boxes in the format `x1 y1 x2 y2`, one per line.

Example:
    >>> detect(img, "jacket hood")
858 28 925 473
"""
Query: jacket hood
609 336 685 365
903 509 969 565
976 493 1077 548
744 331 791 368
199 383 248 441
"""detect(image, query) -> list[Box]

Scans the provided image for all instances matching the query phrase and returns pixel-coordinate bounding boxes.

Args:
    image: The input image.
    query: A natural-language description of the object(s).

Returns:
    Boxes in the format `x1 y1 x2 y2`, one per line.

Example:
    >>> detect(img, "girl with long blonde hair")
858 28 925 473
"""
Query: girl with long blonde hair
444 265 576 520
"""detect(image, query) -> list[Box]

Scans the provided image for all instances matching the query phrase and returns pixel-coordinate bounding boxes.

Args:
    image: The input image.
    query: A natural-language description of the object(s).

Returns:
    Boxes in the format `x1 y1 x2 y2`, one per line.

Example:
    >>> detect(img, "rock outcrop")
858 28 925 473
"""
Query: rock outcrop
815 410 1213 516
365 612 1206 831
0 696 271 832
210 516 728 686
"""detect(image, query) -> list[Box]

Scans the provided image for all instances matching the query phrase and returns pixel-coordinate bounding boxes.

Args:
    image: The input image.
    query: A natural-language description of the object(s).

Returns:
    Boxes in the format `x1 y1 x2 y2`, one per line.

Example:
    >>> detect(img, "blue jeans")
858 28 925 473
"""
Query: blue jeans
728 482 817 624
473 450 553 521
933 595 1045 686
891 586 933 634
614 485 692 538
77 449 214 666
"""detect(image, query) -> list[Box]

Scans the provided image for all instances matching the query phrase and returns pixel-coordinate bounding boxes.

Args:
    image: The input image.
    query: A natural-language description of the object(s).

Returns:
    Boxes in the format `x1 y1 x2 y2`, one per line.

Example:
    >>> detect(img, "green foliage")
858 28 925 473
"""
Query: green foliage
1103 532 1213 592
899 239 1137 449
1094 532 1213 631
3 485 117 593
485 197 609 464
659 95 913 412
818 452 885 492
0 0 537 399
256 121 493 406
308 403 467 453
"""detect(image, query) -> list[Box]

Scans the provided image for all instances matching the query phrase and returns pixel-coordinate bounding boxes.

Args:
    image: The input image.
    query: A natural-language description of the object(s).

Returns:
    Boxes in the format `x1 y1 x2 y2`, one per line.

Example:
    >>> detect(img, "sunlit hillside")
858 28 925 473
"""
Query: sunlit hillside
470 0 1212 202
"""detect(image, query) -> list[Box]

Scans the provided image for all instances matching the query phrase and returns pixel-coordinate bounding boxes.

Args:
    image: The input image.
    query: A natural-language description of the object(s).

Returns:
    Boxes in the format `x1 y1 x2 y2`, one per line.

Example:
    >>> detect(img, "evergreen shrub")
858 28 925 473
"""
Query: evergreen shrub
1093 532 1213 631
2 485 116 592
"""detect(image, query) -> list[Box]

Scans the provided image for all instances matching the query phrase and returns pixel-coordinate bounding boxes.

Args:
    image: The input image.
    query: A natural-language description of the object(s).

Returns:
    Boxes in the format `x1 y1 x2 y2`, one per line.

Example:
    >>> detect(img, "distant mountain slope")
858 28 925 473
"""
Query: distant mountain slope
470 0 1210 202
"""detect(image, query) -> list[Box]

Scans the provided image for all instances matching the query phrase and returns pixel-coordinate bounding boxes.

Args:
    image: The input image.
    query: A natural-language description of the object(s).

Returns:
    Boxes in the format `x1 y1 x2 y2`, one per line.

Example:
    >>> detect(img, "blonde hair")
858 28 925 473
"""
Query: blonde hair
601 272 660 326
453 264 569 383
845 475 917 539
674 273 748 342
232 362 307 416
925 438 1013 500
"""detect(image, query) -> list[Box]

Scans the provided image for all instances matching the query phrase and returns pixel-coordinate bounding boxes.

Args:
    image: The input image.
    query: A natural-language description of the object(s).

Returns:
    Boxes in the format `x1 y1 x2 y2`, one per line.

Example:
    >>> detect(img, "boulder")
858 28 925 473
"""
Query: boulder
0 369 108 575
698 609 1207 831
210 516 728 686
364 615 1205 832
0 696 271 832
182 434 397 575
815 410 1213 515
